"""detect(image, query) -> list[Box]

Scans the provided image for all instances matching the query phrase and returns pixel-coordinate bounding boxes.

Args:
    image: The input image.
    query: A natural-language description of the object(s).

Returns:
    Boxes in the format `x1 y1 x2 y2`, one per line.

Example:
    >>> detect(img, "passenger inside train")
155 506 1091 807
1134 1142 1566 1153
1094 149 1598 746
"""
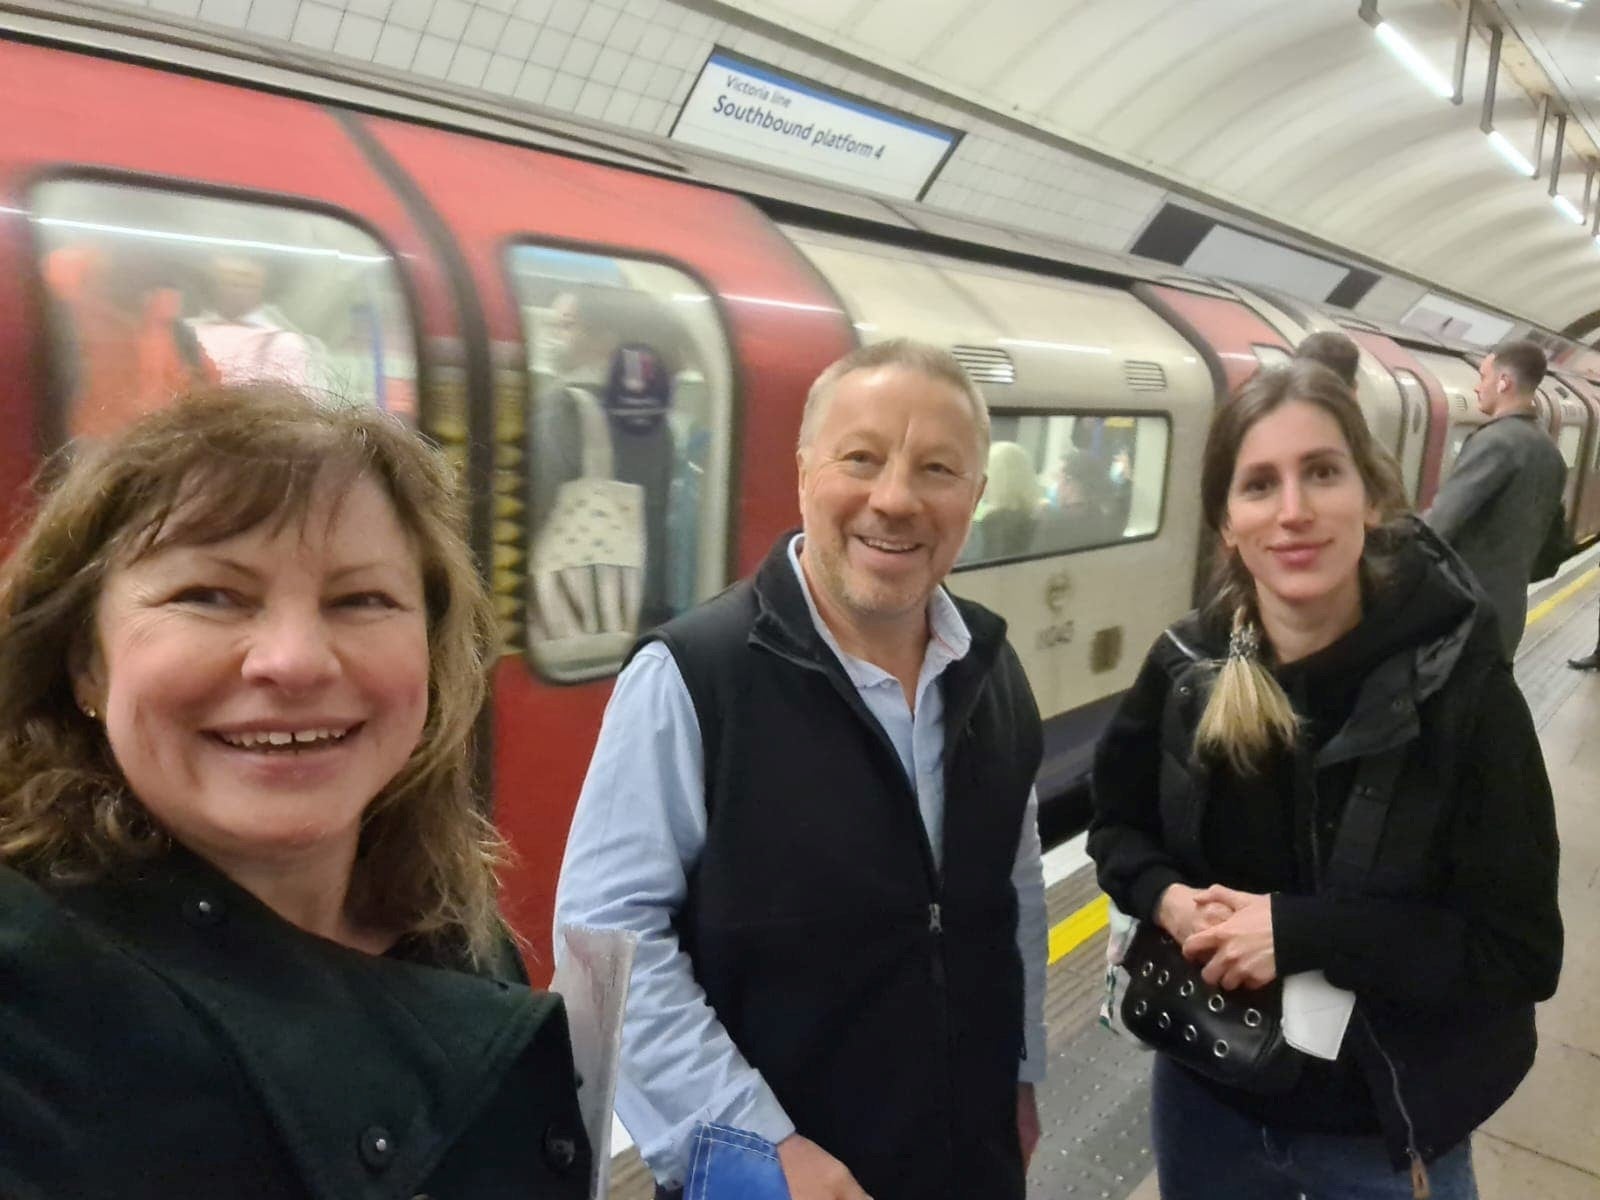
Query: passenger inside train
43 235 218 439
187 253 315 387
35 180 419 429
513 250 731 675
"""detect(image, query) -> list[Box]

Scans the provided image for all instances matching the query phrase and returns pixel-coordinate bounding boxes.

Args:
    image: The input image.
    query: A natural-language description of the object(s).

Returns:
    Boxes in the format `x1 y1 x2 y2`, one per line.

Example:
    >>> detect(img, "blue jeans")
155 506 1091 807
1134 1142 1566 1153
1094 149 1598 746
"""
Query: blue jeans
1151 1055 1479 1200
653 1124 791 1200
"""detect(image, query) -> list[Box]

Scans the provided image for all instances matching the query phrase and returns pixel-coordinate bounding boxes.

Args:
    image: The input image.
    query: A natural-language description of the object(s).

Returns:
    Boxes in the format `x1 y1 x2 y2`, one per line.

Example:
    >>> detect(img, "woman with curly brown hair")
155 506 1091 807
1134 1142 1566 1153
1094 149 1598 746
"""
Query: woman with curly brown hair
1089 361 1562 1199
0 387 589 1199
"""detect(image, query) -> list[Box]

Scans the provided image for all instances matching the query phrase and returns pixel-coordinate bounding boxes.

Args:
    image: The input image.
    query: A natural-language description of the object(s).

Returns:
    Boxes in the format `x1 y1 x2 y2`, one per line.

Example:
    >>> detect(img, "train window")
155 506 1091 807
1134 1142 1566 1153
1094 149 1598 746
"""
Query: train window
1252 344 1291 369
505 244 734 681
1393 369 1428 436
30 179 416 442
1558 424 1583 470
956 411 1170 569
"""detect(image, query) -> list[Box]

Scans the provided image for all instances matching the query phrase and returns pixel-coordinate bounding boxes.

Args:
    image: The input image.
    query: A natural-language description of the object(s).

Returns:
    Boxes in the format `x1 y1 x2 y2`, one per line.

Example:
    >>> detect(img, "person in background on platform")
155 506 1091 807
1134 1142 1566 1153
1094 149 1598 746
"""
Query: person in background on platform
1293 330 1360 389
1425 340 1567 660
1569 610 1599 670
0 388 589 1199
44 240 219 439
555 339 1048 1200
1089 361 1561 1200
530 286 622 530
187 255 314 387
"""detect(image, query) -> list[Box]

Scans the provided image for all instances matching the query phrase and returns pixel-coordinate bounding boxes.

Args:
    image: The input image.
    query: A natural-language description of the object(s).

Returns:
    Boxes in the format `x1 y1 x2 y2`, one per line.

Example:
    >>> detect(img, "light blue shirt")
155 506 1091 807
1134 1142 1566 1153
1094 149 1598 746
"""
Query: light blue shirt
554 536 1049 1187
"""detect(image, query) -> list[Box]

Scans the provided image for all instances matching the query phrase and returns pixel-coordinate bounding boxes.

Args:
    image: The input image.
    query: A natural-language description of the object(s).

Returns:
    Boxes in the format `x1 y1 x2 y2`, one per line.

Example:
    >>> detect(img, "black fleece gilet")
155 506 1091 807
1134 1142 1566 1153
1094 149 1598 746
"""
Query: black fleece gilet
637 535 1043 1200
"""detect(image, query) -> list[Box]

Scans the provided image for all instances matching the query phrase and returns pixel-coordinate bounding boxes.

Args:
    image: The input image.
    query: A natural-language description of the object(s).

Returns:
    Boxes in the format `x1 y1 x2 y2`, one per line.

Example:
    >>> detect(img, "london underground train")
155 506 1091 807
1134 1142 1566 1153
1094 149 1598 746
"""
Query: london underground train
2 28 1597 963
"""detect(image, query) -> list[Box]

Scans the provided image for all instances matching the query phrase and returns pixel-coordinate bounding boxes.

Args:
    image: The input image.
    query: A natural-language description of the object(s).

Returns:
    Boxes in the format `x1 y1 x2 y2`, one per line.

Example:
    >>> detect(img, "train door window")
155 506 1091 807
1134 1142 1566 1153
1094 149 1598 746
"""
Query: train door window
956 412 1170 568
1252 344 1290 369
1558 424 1583 471
31 179 416 444
1393 370 1428 438
505 244 734 681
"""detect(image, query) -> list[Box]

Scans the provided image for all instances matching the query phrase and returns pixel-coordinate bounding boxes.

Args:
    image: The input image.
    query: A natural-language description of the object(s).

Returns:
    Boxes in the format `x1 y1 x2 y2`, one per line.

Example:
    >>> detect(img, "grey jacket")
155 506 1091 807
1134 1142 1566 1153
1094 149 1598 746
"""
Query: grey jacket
1425 410 1566 659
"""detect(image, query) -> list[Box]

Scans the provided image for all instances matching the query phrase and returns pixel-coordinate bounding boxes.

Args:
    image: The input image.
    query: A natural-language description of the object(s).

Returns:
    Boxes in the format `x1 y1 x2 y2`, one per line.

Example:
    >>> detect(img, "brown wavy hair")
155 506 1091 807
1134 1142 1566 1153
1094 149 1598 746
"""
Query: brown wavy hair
0 386 508 962
1194 360 1410 772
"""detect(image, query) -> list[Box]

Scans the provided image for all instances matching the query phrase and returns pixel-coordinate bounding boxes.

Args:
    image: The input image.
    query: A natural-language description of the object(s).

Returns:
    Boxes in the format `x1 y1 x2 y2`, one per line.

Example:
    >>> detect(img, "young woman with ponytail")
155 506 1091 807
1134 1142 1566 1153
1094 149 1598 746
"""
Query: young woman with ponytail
1089 360 1562 1199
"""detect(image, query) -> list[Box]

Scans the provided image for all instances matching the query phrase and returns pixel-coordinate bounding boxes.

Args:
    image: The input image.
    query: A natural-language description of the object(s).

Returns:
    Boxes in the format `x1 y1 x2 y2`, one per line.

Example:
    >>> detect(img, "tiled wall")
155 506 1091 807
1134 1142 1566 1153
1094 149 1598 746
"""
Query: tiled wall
117 0 1169 255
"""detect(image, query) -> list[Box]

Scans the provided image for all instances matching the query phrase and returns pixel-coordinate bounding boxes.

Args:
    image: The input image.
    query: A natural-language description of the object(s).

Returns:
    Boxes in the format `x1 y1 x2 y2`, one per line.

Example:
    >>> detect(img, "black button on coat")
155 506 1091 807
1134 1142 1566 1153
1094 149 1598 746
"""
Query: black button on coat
0 851 591 1200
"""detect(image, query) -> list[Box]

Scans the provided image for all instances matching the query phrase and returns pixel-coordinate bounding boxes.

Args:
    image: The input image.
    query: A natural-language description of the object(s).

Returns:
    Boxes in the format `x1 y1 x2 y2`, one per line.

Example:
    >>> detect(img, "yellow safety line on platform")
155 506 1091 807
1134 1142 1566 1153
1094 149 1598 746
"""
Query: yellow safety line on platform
1527 567 1598 628
1047 893 1110 965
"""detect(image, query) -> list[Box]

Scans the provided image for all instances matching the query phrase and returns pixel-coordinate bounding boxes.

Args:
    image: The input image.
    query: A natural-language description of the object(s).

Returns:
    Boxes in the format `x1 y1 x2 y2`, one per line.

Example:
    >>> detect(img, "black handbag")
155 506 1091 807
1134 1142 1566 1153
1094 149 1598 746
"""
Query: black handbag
1119 921 1304 1094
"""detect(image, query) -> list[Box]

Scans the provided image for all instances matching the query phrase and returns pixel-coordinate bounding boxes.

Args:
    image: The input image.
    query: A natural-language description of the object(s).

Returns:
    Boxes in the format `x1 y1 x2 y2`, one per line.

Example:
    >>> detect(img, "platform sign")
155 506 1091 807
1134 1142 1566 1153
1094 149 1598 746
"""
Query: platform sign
670 49 961 201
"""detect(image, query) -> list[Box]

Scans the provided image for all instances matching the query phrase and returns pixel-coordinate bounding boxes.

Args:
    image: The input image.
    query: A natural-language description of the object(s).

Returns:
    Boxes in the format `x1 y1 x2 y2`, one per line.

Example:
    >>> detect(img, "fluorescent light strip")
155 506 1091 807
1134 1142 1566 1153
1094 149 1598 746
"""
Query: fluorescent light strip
1554 195 1585 223
997 337 1112 355
1374 21 1455 100
1488 130 1537 177
33 216 389 263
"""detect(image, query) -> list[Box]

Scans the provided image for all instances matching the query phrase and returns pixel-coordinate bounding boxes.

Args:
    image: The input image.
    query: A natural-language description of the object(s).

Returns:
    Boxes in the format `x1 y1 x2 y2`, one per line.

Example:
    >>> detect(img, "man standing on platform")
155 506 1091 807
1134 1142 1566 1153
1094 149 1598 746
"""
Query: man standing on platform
1426 340 1567 661
555 339 1048 1200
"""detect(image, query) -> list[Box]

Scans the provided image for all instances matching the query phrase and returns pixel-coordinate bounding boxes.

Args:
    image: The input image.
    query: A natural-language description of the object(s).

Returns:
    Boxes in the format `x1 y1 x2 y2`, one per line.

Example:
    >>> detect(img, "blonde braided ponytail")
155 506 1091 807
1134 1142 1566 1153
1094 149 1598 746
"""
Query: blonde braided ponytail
1194 606 1300 774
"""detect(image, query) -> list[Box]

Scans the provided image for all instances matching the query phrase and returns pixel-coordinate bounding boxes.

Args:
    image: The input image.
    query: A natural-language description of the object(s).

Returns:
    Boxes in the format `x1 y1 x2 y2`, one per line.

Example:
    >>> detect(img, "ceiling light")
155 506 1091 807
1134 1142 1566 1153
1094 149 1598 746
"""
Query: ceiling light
1488 130 1537 176
1374 21 1456 99
1554 195 1585 222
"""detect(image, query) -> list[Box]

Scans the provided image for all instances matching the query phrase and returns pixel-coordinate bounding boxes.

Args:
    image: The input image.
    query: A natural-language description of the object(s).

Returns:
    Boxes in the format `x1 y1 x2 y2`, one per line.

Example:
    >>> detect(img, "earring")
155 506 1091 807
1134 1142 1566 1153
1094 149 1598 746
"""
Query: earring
81 702 99 721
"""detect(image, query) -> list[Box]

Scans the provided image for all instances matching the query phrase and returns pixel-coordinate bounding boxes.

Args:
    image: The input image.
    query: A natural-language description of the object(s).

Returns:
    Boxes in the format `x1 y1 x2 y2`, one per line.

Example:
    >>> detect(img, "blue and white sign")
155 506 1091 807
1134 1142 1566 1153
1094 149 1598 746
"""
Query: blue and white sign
671 50 961 201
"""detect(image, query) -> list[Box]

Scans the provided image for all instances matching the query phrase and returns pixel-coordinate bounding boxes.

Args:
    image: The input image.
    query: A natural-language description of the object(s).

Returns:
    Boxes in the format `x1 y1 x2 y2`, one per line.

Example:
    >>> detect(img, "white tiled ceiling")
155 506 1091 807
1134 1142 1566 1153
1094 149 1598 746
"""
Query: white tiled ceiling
93 0 1168 270
75 0 1600 329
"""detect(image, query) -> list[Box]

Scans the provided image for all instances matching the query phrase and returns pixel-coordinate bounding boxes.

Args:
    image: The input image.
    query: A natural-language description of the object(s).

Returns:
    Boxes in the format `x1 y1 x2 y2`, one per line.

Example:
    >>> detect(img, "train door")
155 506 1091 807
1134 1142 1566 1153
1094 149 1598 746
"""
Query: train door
1556 374 1600 544
1408 348 1487 483
1545 382 1591 536
1223 285 1406 460
0 40 461 496
1344 329 1449 508
1132 282 1290 393
357 117 855 955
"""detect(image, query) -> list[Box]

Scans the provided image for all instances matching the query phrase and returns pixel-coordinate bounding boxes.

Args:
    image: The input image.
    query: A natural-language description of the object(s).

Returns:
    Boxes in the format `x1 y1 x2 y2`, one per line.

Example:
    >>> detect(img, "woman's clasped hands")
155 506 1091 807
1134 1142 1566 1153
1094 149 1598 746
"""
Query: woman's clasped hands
1156 883 1278 992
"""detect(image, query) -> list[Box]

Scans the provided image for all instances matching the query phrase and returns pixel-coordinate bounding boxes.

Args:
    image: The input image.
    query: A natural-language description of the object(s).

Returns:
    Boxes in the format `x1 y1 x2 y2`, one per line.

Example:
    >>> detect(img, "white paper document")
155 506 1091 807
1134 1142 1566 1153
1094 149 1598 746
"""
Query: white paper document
1282 970 1356 1060
551 925 639 1200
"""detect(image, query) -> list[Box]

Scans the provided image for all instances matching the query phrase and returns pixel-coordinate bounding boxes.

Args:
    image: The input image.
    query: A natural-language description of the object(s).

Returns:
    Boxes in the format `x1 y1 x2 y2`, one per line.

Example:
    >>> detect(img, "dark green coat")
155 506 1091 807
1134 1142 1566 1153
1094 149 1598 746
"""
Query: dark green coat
0 851 590 1200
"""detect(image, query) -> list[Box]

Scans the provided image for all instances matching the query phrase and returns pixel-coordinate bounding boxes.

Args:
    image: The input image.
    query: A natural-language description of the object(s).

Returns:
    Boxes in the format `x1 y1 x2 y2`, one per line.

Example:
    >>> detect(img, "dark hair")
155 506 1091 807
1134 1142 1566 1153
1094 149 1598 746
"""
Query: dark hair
0 386 507 961
1293 331 1360 388
1194 361 1410 771
1489 340 1548 393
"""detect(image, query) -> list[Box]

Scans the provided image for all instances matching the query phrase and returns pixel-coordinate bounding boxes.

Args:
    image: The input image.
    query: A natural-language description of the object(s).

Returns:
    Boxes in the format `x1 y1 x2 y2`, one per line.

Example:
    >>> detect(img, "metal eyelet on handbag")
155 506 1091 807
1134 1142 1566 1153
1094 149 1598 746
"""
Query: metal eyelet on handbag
1156 969 1170 987
1213 1040 1229 1058
1141 962 1154 978
1244 1008 1263 1028
1183 1025 1198 1043
1207 995 1224 1014
1179 980 1195 998
1157 1012 1171 1030
1134 1000 1148 1017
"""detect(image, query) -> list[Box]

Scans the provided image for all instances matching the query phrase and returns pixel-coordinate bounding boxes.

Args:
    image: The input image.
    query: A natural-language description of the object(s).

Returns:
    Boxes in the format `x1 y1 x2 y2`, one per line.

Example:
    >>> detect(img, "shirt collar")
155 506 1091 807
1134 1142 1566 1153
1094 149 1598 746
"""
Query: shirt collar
785 534 971 689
